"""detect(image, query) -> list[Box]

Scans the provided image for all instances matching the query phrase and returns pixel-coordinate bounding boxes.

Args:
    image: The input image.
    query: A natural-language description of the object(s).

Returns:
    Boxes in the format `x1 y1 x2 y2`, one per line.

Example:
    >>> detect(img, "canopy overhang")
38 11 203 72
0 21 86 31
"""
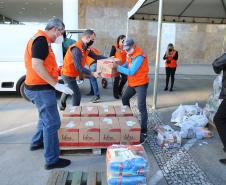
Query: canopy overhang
128 0 226 24
127 0 226 109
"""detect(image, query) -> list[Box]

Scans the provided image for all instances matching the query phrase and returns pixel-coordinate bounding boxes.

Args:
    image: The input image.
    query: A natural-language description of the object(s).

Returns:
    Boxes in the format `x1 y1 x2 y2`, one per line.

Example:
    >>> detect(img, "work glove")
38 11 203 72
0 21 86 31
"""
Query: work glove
54 83 74 95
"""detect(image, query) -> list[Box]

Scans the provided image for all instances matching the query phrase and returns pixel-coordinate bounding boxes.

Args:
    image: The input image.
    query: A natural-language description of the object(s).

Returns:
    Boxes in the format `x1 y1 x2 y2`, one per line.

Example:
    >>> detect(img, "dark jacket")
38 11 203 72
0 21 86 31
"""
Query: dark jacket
212 54 226 99
220 68 226 99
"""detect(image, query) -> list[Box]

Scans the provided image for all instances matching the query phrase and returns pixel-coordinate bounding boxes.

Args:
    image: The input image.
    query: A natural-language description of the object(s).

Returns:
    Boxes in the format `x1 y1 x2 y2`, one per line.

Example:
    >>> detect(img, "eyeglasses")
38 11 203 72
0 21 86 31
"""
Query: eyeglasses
121 39 125 43
57 29 65 35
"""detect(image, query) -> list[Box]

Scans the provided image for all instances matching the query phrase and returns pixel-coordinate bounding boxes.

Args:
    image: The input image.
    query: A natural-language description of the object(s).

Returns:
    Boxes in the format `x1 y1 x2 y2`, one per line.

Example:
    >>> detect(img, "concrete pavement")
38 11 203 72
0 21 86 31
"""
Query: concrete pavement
0 73 225 185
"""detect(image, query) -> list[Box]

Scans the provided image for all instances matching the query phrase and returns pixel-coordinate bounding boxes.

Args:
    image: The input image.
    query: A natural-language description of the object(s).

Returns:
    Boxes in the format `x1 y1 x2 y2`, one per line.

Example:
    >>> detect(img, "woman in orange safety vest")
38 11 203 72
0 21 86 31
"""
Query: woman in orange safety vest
109 35 127 99
163 43 178 91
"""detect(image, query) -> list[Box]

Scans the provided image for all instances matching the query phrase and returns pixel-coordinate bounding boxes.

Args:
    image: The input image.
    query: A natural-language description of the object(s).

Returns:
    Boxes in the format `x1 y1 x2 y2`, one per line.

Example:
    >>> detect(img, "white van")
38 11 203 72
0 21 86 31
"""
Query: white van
0 24 82 100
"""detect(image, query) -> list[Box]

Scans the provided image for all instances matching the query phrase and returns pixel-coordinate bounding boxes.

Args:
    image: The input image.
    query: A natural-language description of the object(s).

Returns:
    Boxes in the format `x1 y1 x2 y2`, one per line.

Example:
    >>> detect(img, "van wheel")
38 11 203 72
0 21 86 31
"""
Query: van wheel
20 81 29 101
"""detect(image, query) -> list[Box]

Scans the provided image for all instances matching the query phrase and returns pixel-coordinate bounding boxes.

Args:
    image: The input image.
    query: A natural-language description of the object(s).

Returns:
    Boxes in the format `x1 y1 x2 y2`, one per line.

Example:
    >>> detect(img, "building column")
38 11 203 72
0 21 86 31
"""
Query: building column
63 0 78 40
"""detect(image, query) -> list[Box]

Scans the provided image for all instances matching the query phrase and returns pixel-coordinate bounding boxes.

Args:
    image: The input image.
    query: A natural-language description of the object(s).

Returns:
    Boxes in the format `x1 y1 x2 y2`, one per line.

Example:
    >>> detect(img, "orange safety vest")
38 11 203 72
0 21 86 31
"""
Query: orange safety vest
114 45 127 65
61 40 89 77
127 46 149 87
165 50 177 68
24 30 58 86
86 47 101 67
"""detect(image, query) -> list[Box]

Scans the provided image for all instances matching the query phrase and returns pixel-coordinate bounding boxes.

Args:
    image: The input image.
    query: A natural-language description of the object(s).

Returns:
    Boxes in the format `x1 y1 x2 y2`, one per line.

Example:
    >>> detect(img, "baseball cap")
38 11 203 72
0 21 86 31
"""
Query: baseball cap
123 38 134 51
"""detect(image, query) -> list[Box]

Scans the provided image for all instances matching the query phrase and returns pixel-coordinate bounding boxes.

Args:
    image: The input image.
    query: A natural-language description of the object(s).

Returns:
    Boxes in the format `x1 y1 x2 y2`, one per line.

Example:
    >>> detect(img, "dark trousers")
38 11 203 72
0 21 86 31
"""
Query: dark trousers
60 75 81 106
113 73 127 96
214 99 226 149
165 67 176 89
122 84 148 133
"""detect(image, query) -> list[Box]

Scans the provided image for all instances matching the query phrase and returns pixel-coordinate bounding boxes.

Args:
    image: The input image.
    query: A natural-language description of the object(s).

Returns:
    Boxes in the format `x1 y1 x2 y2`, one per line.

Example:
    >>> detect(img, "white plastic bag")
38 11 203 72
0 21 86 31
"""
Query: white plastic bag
171 103 202 127
213 75 222 97
171 105 185 123
182 115 208 128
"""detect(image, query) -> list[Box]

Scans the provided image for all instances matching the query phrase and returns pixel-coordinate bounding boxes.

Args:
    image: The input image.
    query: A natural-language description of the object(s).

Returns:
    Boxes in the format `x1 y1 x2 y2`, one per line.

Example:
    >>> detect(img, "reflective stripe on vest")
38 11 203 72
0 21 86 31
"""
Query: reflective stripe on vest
127 46 149 87
61 40 89 77
24 30 58 86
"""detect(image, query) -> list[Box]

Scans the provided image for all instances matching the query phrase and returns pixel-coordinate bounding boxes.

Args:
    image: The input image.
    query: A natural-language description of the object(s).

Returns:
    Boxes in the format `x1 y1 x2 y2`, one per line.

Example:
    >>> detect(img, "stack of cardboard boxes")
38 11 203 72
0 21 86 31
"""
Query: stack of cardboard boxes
59 105 141 149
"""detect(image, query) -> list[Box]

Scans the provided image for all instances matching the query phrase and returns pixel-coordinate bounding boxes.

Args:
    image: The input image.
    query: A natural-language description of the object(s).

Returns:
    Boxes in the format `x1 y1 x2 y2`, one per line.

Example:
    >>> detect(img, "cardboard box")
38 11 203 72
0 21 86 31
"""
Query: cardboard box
62 106 81 117
79 117 100 147
119 117 141 145
114 105 134 117
99 117 121 146
81 106 99 117
96 58 120 78
58 118 80 148
98 105 116 117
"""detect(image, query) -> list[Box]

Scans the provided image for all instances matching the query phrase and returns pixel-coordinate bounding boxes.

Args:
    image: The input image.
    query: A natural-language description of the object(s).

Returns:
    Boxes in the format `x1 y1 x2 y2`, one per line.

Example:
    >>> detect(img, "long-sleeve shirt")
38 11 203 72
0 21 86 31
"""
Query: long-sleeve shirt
117 56 144 76
109 45 116 57
71 43 107 76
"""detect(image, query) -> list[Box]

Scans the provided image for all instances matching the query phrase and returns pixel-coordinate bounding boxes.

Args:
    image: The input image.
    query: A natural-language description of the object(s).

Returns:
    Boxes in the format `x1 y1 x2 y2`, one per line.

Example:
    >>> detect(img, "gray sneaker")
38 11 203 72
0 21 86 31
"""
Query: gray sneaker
91 96 101 103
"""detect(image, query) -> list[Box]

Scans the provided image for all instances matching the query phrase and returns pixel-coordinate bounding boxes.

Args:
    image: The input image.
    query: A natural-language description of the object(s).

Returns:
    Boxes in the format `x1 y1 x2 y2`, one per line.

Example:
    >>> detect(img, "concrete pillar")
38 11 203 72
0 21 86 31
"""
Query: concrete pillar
63 0 78 40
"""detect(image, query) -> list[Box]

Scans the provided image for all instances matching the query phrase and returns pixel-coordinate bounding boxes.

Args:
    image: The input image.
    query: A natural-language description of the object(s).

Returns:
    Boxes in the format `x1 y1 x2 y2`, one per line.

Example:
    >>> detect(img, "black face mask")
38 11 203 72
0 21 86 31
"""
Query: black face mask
87 40 94 47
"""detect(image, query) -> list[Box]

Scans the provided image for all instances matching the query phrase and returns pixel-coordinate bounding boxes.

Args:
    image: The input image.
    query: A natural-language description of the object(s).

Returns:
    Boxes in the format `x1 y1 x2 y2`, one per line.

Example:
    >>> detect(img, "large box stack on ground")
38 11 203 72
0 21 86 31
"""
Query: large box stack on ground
58 105 140 149
119 117 141 145
107 145 148 185
99 117 121 146
79 117 100 147
58 118 80 148
62 106 81 117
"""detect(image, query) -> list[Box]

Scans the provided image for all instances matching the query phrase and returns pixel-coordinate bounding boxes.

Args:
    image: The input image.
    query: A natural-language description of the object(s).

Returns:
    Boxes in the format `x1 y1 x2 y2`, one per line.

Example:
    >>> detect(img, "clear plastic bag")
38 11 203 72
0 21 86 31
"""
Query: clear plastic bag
171 103 202 127
155 125 181 149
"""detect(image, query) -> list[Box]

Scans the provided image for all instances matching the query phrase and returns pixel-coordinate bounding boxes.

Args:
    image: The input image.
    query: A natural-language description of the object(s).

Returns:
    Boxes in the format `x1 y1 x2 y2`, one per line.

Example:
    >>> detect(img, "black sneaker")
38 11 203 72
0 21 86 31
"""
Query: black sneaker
164 87 168 91
30 143 44 151
45 158 71 170
59 102 66 111
91 96 101 103
219 159 226 165
169 88 173 92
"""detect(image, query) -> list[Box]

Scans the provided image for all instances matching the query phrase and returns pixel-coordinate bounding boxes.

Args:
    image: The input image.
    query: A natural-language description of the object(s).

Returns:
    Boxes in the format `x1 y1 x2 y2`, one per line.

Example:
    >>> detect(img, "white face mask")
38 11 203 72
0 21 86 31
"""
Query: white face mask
54 35 64 44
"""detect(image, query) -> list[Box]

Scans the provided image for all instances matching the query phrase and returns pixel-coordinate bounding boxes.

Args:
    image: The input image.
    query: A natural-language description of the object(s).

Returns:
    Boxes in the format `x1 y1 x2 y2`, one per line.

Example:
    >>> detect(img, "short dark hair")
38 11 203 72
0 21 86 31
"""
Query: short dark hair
117 35 126 48
83 29 96 37
168 43 174 48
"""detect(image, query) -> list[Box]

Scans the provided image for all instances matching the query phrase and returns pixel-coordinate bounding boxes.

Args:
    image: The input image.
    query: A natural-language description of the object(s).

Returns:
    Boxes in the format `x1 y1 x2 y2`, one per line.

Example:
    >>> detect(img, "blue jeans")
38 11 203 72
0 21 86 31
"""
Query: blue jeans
122 84 149 133
89 63 100 97
24 88 61 165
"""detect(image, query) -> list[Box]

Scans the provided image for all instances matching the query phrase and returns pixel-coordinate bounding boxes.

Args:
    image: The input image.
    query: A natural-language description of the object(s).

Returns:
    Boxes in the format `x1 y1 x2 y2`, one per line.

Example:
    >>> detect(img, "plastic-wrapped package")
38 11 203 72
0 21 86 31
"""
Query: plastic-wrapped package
107 176 146 185
204 75 223 121
171 103 202 127
180 125 213 139
106 145 148 185
155 125 181 149
181 115 208 128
